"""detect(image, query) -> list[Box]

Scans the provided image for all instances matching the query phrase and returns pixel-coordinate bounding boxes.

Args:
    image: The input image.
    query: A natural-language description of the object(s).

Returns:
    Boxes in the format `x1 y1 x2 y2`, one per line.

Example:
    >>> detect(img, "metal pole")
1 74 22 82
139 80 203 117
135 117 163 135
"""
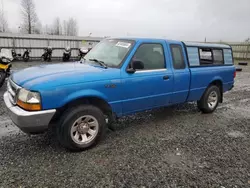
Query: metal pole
13 37 15 50
246 38 250 60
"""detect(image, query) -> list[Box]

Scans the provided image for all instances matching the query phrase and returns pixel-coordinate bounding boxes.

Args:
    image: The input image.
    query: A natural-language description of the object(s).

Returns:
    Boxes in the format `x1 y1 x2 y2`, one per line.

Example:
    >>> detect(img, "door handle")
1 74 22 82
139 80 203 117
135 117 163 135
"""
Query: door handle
163 75 170 80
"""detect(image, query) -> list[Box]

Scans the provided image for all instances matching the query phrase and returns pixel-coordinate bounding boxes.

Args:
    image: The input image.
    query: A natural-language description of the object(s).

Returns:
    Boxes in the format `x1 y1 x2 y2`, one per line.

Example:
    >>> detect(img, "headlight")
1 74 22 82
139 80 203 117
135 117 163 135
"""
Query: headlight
17 88 42 111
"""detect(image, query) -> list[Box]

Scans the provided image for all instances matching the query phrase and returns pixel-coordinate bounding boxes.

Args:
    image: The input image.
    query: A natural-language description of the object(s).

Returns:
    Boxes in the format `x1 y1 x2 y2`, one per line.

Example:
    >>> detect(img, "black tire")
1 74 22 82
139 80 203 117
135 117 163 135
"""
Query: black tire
0 70 6 88
197 85 221 113
236 67 242 72
23 56 29 62
105 113 116 131
56 105 106 151
41 55 45 62
238 62 248 66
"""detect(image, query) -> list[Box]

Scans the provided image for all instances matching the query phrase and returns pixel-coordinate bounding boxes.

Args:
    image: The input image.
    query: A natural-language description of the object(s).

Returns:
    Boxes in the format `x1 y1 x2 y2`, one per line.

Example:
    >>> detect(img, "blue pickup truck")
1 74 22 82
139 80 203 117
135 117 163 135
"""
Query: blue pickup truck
4 38 235 151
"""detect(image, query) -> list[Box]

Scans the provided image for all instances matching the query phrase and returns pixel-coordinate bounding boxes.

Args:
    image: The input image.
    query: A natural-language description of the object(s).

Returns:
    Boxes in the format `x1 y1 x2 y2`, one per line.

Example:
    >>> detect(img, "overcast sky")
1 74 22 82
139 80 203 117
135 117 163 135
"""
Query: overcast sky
2 0 250 42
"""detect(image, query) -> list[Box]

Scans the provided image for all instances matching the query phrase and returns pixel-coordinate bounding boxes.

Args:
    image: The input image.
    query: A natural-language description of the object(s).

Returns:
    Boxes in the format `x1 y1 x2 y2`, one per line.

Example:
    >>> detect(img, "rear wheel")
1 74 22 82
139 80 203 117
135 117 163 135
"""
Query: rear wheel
56 105 106 151
41 55 45 62
0 70 6 88
197 85 221 113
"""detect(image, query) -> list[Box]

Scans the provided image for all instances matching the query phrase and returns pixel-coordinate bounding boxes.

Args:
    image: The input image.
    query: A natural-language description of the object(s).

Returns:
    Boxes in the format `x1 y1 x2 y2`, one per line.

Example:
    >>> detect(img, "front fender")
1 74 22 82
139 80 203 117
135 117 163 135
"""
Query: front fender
59 89 109 108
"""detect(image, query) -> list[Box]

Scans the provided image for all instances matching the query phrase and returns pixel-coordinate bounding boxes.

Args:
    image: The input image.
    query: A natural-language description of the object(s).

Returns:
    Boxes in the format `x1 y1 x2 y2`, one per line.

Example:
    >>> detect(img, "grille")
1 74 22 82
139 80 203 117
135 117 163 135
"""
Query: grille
7 79 21 105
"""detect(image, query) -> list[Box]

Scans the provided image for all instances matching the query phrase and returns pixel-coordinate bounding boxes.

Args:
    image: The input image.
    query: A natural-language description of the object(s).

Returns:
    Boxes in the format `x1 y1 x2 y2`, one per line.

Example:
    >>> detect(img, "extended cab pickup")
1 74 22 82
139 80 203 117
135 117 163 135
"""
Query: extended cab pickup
4 38 235 151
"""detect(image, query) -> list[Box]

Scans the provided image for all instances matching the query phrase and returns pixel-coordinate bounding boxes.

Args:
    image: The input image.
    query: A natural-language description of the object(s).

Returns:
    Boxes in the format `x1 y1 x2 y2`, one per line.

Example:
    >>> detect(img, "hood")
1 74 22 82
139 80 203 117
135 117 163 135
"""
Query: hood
11 62 120 90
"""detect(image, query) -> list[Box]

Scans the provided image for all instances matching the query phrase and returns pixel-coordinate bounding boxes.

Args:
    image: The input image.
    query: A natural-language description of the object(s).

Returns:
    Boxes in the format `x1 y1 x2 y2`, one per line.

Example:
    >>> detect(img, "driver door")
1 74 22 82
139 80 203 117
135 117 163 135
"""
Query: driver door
121 41 174 115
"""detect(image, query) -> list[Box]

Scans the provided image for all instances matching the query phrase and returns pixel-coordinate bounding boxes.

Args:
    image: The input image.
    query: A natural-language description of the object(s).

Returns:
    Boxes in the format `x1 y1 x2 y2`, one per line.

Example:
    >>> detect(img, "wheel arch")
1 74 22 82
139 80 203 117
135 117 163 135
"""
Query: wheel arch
51 95 114 124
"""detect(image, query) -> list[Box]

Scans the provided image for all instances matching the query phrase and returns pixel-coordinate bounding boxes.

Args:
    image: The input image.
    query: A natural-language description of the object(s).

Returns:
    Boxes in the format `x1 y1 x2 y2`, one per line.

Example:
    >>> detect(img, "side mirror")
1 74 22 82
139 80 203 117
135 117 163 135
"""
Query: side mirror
127 60 144 73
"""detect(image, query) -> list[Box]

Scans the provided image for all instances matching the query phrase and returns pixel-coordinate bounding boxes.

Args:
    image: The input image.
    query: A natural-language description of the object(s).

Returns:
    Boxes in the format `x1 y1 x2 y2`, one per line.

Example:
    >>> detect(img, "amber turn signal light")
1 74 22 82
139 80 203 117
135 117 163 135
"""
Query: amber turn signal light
17 99 42 111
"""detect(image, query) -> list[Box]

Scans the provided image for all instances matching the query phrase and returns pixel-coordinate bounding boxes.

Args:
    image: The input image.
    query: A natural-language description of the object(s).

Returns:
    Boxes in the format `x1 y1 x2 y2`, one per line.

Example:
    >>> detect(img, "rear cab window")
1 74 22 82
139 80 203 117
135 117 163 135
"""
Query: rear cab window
170 44 186 69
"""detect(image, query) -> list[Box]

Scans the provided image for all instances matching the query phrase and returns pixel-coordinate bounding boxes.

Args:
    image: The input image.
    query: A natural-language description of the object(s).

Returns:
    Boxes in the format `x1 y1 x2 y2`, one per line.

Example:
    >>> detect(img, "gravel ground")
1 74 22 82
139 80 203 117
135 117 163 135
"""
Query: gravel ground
0 61 250 188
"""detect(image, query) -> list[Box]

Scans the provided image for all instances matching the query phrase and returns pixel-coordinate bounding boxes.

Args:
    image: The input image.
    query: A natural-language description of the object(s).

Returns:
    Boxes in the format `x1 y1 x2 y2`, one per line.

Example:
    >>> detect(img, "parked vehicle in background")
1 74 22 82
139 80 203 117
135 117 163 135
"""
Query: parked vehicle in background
23 49 30 62
11 49 30 62
78 47 89 60
63 46 71 62
42 46 53 62
12 49 21 61
0 49 12 88
3 38 235 151
0 49 13 62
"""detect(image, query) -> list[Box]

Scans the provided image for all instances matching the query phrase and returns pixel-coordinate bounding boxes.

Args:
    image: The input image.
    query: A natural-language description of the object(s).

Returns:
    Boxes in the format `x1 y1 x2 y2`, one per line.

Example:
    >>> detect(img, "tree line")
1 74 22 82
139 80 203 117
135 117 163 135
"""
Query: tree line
0 0 78 36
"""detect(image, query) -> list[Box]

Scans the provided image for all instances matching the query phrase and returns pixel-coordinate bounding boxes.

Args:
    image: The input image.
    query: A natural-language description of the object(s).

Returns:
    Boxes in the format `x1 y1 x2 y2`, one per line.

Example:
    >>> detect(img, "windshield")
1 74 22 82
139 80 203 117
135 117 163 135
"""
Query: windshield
84 39 134 68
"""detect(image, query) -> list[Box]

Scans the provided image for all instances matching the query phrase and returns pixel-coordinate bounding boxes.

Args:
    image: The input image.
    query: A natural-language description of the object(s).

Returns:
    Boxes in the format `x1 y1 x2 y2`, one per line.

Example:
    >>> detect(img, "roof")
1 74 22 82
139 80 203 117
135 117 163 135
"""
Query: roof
112 38 231 49
183 42 231 49
112 37 164 41
111 37 180 43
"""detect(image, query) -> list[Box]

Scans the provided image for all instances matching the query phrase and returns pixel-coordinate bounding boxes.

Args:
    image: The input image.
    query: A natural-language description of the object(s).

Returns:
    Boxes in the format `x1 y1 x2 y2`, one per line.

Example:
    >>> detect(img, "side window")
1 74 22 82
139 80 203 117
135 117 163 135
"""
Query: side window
187 47 226 66
199 48 213 65
223 49 233 65
187 47 199 66
170 44 185 69
213 49 224 64
132 43 165 70
199 48 224 65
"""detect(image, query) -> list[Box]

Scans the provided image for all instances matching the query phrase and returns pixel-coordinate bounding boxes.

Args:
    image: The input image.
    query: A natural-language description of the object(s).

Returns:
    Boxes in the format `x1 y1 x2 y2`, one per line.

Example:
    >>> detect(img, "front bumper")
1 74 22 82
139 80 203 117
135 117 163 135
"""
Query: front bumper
3 92 56 134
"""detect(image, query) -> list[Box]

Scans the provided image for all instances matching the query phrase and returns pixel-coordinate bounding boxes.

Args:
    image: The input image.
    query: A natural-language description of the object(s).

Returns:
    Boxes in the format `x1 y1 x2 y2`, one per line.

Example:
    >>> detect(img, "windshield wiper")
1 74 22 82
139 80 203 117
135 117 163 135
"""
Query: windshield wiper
88 58 108 69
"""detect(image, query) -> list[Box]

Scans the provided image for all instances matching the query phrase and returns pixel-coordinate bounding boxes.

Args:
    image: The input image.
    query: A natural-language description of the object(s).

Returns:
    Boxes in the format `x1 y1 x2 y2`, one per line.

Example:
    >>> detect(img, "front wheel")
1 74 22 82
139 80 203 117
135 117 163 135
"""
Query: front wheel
23 55 29 62
56 105 106 151
0 70 6 88
197 85 221 113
